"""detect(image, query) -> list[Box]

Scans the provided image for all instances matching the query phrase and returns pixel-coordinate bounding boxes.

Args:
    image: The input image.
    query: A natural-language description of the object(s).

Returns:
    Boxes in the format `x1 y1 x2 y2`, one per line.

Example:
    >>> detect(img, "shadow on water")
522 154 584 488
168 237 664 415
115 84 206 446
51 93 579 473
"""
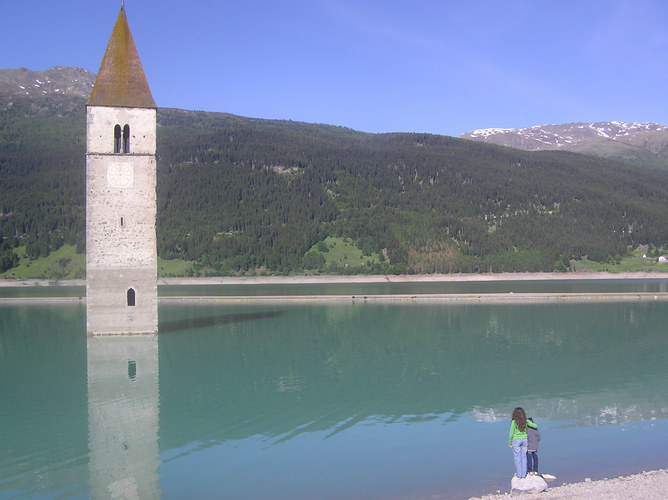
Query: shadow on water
158 310 286 334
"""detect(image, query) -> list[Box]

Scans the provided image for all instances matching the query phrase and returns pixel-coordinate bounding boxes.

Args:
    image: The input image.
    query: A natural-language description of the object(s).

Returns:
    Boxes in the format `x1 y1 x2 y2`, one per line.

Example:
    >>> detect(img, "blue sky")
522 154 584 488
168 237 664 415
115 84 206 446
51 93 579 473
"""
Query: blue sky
3 1 668 136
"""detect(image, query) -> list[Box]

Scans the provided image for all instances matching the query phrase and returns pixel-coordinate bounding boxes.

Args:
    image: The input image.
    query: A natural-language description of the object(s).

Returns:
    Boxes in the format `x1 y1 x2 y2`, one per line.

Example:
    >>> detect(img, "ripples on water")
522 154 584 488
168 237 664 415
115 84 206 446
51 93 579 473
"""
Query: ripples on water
1 294 668 499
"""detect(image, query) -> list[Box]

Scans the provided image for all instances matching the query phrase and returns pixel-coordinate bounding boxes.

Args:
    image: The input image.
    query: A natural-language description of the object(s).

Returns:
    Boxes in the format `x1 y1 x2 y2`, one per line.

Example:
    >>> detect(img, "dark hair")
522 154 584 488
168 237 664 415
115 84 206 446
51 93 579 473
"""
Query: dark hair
512 407 527 432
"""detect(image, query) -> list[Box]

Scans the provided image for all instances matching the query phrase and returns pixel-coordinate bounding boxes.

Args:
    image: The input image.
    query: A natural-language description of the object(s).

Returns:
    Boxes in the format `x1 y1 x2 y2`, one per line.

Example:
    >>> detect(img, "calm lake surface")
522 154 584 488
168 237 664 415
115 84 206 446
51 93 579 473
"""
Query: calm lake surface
160 278 668 297
1 277 667 299
1 282 667 499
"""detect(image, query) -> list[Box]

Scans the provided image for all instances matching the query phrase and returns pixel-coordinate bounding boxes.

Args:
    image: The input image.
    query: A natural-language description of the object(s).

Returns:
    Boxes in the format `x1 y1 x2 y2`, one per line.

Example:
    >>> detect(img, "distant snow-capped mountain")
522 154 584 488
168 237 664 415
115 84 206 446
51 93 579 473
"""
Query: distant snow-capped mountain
0 67 94 99
460 121 668 169
0 67 95 113
461 121 668 150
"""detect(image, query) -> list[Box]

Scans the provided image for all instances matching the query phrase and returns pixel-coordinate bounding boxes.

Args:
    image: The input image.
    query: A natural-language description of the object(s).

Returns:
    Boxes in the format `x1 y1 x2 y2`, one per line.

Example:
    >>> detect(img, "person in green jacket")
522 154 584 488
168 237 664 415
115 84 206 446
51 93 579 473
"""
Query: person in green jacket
508 407 538 478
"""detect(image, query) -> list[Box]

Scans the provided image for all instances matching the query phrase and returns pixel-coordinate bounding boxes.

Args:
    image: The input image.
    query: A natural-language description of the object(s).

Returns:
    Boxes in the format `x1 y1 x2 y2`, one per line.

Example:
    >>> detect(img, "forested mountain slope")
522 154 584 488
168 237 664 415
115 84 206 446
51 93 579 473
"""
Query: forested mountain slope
154 109 668 274
1 71 668 275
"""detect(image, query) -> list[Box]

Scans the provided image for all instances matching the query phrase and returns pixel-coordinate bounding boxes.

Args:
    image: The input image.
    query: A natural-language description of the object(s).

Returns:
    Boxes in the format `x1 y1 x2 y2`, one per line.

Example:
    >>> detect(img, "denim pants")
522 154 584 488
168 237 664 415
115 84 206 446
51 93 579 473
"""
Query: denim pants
511 438 528 478
527 451 538 473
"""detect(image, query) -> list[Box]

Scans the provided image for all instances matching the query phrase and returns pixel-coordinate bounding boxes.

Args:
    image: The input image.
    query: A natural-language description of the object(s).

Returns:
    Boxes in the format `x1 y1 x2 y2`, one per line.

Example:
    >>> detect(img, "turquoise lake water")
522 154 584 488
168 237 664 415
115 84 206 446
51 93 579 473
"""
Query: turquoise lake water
1 284 667 499
1 277 667 299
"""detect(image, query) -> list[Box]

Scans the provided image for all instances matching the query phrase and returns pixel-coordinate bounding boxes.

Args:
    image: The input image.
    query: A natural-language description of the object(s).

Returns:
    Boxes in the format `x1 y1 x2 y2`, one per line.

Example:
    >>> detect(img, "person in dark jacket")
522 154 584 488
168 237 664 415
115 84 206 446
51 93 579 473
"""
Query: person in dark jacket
526 417 541 475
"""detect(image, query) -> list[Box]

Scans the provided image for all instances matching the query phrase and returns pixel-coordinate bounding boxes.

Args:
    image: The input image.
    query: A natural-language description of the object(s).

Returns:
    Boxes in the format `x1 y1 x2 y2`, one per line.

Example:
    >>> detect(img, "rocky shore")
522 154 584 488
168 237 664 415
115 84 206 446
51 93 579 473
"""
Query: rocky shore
468 469 668 499
3 272 668 304
1 271 668 288
156 271 668 286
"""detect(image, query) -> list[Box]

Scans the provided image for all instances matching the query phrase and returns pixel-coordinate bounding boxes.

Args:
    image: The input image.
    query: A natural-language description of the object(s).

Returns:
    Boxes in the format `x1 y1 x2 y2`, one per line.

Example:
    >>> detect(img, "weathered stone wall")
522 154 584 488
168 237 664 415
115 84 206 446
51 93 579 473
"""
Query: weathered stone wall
85 154 156 267
86 106 158 334
87 107 156 155
86 267 157 334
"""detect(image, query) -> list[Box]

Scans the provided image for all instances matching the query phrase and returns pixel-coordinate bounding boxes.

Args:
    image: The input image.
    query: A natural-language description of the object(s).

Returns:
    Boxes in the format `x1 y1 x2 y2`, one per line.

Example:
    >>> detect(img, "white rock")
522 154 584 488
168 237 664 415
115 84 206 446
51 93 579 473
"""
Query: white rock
510 474 548 494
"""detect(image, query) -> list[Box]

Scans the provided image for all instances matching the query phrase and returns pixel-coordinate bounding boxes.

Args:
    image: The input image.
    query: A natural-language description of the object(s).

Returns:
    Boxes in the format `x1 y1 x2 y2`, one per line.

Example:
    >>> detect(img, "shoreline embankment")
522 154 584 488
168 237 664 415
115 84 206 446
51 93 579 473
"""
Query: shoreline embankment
2 272 668 303
1 270 667 288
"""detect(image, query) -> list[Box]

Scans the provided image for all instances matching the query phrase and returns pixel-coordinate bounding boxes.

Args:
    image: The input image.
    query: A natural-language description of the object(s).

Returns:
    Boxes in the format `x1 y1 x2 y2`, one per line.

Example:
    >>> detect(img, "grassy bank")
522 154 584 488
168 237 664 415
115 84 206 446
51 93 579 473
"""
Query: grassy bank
0 245 85 280
571 247 668 273
2 243 666 280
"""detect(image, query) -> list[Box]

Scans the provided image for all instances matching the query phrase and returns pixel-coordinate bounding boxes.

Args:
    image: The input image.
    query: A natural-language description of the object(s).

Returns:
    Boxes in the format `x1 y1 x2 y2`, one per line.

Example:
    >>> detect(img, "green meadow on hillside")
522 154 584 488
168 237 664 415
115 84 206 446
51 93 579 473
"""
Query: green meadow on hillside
2 242 666 280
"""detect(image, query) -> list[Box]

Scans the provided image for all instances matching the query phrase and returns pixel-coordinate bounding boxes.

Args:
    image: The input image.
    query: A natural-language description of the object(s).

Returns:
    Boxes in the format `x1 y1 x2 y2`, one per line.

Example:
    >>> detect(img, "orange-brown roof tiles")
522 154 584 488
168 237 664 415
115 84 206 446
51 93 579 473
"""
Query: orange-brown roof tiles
88 7 156 108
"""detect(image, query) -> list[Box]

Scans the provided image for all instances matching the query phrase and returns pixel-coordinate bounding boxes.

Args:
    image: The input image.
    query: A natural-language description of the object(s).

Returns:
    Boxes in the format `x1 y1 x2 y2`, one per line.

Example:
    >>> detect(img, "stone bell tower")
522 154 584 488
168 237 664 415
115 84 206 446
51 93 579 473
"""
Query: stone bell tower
86 4 158 334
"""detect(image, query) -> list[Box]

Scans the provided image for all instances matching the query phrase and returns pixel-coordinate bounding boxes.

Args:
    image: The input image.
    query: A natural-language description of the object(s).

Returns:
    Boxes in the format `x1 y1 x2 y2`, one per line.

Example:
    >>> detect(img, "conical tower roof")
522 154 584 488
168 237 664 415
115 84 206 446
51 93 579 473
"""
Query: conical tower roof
88 6 156 108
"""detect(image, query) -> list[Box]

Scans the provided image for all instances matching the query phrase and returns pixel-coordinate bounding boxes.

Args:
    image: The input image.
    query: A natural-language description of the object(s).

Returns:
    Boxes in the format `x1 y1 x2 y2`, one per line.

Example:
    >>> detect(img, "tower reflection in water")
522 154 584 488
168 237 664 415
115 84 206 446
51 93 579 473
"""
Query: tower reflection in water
87 335 160 499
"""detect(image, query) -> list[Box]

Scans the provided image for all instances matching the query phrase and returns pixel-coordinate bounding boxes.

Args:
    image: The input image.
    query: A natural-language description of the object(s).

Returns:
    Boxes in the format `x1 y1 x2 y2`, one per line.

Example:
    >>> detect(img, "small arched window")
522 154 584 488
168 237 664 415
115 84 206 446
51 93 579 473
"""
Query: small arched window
127 288 136 307
123 124 130 153
114 124 122 153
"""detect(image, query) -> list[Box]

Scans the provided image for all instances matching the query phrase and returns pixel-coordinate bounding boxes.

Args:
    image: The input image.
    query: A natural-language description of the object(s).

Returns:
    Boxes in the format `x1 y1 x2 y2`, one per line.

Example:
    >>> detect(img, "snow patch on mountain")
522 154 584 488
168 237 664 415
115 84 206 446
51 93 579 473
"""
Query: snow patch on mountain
0 67 95 101
461 121 668 152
